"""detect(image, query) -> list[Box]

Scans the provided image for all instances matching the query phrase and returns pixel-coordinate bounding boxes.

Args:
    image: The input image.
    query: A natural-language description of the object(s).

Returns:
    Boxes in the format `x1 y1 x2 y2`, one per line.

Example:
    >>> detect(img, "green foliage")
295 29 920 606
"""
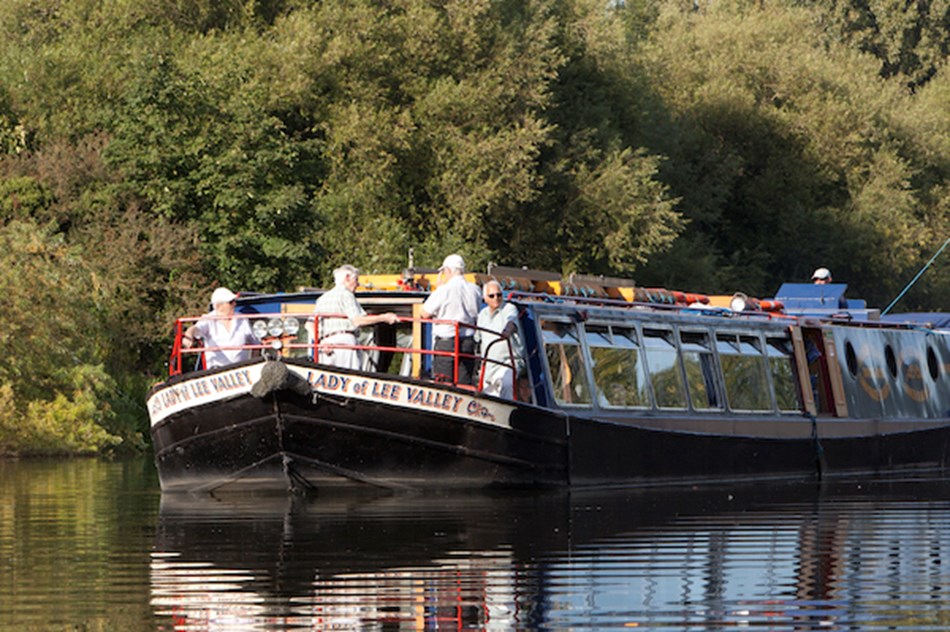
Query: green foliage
0 368 121 456
810 0 950 88
0 221 123 454
559 149 683 274
0 175 52 221
635 2 949 305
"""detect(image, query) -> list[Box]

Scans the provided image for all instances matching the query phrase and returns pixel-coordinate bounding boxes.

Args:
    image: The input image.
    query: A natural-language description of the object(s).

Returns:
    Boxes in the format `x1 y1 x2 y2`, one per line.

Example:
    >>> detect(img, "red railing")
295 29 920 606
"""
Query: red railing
168 312 521 400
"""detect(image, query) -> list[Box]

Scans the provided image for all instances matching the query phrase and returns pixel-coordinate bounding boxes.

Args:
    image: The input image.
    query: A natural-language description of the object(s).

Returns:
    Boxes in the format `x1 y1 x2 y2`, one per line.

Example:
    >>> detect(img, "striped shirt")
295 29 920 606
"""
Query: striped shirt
313 286 366 339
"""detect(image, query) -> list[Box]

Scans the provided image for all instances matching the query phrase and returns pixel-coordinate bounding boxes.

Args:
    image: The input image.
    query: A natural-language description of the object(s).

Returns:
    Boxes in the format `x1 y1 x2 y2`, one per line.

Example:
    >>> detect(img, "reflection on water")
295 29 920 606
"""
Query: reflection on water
0 458 161 630
151 478 950 631
3 458 950 630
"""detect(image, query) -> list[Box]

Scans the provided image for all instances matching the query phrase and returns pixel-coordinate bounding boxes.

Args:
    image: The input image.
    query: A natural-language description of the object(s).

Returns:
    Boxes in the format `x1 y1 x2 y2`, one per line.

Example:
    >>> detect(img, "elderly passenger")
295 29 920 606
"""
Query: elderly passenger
313 264 399 370
475 280 524 399
419 254 481 384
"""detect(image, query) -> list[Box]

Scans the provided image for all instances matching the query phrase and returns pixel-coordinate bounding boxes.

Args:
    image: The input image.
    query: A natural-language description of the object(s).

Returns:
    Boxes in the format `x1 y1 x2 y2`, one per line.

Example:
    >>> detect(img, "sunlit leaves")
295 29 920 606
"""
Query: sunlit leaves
636 2 948 304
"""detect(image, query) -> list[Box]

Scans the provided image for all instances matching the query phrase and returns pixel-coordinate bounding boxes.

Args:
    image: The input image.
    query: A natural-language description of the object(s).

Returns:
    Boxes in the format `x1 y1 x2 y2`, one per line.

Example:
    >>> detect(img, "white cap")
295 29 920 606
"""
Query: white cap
439 254 465 271
211 287 238 305
811 267 831 281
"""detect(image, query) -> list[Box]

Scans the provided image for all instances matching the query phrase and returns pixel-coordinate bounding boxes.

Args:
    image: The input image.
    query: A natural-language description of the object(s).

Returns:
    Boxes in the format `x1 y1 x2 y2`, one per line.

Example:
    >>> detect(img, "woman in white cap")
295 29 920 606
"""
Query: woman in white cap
182 287 261 368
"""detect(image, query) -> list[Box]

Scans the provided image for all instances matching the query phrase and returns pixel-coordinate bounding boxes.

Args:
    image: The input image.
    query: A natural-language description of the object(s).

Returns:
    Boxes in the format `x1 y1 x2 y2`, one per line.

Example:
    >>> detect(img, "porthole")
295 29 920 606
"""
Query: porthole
885 345 898 379
928 346 940 380
845 342 858 377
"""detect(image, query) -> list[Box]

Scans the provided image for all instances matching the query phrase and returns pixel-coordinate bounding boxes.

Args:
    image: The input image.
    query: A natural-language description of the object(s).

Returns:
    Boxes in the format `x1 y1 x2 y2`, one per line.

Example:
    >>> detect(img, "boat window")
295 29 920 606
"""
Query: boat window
928 346 940 381
885 344 898 378
642 328 687 409
766 337 800 412
738 335 762 354
680 331 722 410
585 325 613 347
541 320 592 406
716 333 771 411
395 328 415 376
845 341 858 377
358 322 413 375
587 325 651 408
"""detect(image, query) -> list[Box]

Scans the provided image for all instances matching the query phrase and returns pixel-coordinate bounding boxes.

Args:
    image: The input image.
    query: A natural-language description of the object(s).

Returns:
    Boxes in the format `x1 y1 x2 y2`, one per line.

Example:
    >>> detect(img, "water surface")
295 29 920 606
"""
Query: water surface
3 458 950 630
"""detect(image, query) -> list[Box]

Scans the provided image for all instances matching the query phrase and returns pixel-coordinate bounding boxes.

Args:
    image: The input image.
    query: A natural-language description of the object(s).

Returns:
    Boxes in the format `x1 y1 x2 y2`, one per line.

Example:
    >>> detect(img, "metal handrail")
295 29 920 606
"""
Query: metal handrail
168 312 521 400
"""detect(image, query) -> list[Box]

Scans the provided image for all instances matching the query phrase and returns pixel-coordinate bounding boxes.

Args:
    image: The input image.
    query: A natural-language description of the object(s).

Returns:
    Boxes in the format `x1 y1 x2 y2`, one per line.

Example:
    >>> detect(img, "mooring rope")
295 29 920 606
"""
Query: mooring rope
882 236 950 316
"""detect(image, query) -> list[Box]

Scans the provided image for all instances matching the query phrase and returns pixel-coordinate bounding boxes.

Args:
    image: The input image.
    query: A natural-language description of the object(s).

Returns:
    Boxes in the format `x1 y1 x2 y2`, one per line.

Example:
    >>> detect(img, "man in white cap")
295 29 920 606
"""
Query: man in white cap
420 254 481 384
811 266 849 308
182 287 261 368
313 264 399 370
812 267 832 284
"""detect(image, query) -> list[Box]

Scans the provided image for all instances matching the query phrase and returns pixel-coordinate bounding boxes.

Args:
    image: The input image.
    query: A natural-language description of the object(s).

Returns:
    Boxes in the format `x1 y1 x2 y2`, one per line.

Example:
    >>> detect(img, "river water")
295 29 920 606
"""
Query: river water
3 458 950 630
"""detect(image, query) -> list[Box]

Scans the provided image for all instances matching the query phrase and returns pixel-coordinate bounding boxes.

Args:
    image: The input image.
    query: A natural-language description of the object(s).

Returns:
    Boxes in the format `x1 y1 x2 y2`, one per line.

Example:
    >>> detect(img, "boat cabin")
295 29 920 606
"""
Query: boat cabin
167 268 950 425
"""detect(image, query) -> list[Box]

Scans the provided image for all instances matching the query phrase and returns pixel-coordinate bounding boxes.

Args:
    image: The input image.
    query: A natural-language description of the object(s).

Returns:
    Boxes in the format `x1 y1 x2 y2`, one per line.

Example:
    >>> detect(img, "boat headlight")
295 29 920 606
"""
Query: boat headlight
267 317 284 337
730 293 748 312
252 319 270 339
282 317 300 336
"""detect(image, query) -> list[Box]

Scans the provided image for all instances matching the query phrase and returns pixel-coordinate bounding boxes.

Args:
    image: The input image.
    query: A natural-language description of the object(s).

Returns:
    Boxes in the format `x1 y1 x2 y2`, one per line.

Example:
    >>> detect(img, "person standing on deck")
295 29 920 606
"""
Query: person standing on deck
313 264 399 370
420 254 481 385
812 266 848 309
475 280 524 399
812 267 833 284
182 287 261 368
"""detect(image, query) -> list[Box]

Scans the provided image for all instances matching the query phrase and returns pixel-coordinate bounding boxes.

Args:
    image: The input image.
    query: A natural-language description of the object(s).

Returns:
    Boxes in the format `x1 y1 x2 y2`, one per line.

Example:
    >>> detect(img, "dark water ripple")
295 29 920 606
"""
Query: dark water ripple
4 459 950 630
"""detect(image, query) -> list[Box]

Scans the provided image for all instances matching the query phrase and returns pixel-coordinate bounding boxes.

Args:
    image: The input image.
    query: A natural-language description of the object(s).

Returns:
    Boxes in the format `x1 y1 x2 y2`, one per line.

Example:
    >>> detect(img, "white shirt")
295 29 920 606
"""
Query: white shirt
476 302 524 374
192 315 259 368
423 275 481 338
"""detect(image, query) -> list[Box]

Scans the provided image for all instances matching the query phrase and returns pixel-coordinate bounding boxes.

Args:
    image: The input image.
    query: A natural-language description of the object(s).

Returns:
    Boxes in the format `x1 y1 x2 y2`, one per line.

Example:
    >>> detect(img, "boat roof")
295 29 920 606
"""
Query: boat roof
221 267 942 331
880 312 950 330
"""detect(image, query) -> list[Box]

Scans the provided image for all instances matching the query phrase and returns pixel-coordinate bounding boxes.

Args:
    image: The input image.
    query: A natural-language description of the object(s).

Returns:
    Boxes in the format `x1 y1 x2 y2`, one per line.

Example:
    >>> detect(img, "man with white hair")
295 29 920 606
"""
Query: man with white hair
420 254 481 384
182 287 261 368
475 280 524 399
314 264 399 370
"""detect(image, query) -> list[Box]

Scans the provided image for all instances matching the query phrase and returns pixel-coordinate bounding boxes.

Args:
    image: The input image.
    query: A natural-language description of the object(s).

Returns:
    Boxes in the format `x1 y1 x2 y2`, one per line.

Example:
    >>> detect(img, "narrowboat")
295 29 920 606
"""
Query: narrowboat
147 265 950 493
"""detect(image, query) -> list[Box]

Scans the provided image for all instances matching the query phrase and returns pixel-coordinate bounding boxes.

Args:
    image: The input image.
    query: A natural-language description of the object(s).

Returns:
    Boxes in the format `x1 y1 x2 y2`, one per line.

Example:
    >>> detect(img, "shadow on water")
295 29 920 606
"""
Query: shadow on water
151 475 950 630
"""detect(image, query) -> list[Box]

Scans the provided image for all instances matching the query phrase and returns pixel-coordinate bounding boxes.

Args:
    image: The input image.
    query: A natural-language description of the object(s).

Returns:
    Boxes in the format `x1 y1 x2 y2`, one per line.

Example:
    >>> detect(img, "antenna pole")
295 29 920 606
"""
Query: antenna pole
881 236 950 315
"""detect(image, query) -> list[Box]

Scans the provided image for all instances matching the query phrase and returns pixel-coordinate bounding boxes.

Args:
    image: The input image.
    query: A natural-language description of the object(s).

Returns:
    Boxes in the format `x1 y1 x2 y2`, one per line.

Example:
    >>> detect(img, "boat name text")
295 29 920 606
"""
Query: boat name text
306 371 495 421
147 364 511 429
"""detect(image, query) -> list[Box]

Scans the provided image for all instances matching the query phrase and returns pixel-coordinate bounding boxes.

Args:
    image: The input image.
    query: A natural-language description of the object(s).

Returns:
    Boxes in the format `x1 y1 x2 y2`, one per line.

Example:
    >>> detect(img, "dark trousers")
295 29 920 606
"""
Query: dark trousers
433 337 476 385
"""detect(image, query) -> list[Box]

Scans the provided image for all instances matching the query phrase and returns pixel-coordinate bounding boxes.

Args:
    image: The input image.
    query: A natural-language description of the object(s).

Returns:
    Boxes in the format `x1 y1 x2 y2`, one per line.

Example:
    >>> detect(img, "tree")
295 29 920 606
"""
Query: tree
633 2 949 305
810 0 950 89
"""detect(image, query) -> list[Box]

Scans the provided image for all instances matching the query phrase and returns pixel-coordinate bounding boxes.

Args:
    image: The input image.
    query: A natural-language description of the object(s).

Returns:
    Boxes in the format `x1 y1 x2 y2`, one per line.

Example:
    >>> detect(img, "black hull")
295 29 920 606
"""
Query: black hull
569 415 950 486
150 359 568 492
149 359 950 493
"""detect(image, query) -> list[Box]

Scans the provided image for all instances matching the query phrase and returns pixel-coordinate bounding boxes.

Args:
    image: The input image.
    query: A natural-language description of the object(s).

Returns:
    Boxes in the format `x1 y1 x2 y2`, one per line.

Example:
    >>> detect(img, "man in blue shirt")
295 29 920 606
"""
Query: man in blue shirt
420 254 481 384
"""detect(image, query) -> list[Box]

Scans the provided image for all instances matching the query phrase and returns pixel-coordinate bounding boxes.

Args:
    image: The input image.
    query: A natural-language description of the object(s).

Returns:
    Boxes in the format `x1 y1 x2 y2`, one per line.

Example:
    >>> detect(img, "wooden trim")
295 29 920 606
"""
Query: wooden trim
790 326 817 416
412 303 423 378
823 329 850 418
